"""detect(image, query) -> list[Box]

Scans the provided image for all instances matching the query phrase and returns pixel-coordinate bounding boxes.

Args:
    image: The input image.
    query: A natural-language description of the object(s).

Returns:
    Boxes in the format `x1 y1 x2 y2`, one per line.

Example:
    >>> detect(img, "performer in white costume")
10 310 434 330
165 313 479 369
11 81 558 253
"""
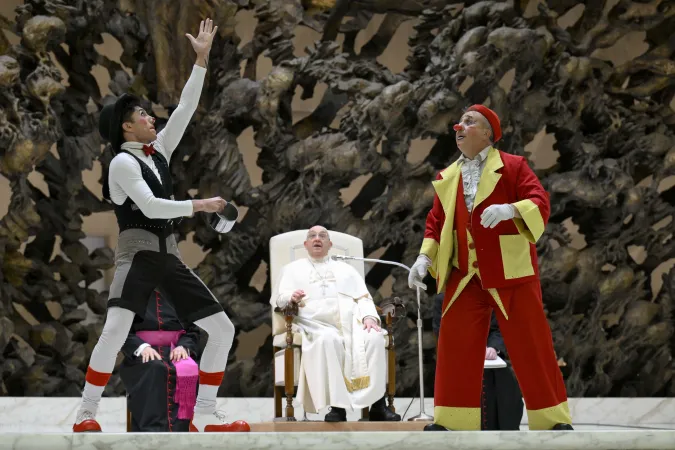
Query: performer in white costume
272 226 400 422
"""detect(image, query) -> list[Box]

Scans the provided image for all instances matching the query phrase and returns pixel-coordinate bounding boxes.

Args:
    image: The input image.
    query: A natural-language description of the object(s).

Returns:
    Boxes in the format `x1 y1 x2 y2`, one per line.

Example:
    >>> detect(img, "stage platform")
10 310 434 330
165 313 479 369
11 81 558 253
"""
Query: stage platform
1 397 674 449
252 420 430 432
3 428 675 450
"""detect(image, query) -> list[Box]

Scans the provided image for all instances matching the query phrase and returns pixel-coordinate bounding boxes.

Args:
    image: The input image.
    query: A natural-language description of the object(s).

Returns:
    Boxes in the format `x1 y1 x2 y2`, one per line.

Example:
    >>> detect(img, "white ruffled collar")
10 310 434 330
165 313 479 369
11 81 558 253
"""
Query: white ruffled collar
458 145 490 164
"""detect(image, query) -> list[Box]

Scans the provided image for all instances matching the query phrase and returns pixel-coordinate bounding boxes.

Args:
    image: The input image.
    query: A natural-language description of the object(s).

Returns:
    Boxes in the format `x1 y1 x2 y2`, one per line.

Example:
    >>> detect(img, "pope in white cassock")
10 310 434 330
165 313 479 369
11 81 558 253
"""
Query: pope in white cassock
272 226 401 422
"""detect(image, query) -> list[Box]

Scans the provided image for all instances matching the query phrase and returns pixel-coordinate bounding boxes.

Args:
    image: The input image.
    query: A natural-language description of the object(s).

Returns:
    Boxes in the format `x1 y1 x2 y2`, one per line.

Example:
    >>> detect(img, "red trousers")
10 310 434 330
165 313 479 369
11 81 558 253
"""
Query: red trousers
435 276 571 430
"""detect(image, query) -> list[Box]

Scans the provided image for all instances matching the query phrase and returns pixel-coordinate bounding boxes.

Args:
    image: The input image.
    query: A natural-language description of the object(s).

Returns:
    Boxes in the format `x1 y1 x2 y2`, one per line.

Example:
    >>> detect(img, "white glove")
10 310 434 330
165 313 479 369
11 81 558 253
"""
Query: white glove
480 204 515 229
408 254 431 289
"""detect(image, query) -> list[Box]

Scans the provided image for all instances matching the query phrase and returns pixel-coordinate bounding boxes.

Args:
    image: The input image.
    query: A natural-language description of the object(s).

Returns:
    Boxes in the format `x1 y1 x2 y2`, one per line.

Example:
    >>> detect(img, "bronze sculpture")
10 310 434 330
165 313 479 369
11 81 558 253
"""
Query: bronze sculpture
0 0 673 398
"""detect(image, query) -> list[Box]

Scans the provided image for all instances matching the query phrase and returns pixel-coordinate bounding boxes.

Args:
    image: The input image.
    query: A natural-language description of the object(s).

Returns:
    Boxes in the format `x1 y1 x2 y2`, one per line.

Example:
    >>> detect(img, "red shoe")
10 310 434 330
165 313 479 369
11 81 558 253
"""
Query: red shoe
189 411 250 432
73 410 102 432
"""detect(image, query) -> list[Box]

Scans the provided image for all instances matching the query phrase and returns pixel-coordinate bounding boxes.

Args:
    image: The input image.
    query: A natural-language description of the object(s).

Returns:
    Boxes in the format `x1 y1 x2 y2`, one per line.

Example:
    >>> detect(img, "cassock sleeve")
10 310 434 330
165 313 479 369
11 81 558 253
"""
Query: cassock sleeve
486 313 507 356
121 331 147 359
511 157 550 244
177 324 201 359
273 265 294 309
420 172 445 279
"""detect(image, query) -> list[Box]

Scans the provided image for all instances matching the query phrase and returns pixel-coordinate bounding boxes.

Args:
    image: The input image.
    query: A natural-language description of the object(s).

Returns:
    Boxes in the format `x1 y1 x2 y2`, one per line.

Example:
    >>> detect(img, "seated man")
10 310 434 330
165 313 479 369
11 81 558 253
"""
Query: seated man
272 226 400 422
120 289 201 432
433 293 524 430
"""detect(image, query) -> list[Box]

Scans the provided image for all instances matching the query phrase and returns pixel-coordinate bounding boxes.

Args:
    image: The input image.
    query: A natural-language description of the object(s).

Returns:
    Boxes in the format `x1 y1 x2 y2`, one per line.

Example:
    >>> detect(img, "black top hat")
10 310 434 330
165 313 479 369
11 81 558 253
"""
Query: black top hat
99 93 141 154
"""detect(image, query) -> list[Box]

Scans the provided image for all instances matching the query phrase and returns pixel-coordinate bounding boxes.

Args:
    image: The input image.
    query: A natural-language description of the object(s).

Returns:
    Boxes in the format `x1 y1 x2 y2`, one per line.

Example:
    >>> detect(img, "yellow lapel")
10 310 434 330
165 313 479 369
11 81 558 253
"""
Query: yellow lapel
473 147 503 211
431 163 461 292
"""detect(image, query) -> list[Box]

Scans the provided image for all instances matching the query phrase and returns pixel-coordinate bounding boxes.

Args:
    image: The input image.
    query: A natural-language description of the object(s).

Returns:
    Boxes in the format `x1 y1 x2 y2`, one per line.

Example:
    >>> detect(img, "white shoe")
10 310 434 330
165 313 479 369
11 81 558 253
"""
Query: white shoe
189 410 250 432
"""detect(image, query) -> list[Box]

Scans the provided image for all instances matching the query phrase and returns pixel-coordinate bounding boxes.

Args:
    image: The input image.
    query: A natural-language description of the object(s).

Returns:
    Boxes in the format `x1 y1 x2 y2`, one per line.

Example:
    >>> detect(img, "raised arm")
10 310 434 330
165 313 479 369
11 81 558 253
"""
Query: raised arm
154 18 218 161
153 66 206 159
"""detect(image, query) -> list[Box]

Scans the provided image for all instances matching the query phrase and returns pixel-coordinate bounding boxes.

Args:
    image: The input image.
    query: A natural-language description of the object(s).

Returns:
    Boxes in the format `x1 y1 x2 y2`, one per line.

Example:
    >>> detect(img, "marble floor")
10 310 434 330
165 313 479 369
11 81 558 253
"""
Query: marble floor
1 397 674 449
3 429 675 450
2 397 674 432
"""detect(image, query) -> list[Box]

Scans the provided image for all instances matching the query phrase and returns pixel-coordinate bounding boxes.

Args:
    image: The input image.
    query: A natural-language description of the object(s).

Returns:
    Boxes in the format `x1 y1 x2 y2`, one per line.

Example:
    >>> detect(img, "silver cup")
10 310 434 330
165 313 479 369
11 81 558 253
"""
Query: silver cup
209 202 239 233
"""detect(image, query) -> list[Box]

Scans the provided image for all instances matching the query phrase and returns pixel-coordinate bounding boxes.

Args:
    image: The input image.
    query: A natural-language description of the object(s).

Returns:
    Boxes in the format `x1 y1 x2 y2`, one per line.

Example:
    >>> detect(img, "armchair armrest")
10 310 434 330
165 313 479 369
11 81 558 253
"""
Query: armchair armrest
379 296 406 319
274 304 299 316
274 303 299 348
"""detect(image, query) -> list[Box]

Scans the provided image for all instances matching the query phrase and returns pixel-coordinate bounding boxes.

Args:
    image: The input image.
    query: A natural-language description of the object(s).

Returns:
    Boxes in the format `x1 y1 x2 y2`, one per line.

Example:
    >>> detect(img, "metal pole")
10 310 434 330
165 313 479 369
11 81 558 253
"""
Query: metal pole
407 284 434 421
330 255 433 422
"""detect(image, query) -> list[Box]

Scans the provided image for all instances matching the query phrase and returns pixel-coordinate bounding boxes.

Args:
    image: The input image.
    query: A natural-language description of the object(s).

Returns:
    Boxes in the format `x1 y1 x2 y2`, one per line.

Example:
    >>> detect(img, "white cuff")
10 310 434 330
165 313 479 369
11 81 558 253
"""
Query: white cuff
276 295 291 309
363 315 380 325
417 254 432 266
134 343 150 357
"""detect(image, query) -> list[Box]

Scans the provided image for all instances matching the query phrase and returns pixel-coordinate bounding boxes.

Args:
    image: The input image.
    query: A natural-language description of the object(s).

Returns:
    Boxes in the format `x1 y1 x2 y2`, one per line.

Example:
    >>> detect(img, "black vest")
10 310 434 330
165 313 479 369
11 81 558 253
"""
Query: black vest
114 151 175 236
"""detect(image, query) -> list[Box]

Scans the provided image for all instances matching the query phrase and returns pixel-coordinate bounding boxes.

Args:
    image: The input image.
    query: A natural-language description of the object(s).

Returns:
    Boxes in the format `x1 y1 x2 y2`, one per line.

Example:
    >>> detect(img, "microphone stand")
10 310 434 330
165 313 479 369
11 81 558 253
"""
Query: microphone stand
331 255 434 422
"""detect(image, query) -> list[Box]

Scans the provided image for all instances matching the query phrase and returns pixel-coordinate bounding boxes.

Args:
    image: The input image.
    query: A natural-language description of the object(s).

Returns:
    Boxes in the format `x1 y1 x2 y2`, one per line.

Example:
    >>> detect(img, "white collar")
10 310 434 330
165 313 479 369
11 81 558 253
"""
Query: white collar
121 141 153 152
458 146 491 164
308 255 331 264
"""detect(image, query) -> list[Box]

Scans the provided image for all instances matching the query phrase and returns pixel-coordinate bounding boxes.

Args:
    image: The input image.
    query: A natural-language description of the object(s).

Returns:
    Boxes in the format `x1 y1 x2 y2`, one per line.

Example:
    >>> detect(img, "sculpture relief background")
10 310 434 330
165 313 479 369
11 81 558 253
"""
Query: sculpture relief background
0 0 673 399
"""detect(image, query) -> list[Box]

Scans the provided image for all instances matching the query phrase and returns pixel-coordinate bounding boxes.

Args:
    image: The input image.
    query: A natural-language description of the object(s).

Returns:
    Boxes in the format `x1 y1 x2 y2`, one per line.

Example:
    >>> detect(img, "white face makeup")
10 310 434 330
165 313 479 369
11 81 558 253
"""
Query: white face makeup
454 111 492 155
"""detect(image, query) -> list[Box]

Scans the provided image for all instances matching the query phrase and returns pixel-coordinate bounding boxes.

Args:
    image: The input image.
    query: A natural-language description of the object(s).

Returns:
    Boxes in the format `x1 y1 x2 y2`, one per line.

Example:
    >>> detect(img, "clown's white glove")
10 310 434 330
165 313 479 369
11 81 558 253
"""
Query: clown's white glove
409 254 431 289
480 204 516 228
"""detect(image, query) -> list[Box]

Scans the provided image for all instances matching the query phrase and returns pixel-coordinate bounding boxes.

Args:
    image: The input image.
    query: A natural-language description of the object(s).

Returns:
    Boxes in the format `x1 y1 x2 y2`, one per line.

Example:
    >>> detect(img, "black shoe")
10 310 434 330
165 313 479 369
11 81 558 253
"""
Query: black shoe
551 423 574 430
325 407 347 422
368 397 401 422
424 423 449 431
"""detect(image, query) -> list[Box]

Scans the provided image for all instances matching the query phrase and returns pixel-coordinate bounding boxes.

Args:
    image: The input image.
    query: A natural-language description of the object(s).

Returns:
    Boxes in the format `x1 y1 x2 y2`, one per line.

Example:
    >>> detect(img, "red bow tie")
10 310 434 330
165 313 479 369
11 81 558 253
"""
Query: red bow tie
143 144 156 156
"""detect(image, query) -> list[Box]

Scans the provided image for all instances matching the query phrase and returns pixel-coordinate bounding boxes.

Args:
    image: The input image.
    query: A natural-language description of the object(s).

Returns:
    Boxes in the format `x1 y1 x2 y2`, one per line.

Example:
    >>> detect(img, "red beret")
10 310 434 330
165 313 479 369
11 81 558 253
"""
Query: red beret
467 104 502 143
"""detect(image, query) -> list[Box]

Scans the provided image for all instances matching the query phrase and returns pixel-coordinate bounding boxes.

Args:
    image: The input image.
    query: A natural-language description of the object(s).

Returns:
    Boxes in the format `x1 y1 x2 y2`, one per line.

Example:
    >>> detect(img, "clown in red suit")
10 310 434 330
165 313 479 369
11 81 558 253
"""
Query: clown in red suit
409 105 573 432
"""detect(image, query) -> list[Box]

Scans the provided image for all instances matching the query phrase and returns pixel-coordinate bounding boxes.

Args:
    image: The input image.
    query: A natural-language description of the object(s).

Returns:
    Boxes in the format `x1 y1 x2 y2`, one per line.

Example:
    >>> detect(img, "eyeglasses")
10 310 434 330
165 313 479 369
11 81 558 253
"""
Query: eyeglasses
307 232 329 240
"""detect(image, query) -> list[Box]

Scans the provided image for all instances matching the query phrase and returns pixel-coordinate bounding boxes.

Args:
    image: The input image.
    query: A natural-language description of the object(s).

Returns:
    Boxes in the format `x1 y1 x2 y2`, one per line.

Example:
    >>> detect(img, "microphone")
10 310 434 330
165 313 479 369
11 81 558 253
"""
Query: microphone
330 255 426 291
331 255 353 261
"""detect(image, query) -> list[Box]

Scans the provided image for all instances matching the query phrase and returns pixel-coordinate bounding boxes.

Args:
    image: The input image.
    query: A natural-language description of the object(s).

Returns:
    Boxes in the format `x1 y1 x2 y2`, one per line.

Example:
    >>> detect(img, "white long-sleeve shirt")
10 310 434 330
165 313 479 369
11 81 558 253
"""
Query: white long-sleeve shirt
108 64 206 219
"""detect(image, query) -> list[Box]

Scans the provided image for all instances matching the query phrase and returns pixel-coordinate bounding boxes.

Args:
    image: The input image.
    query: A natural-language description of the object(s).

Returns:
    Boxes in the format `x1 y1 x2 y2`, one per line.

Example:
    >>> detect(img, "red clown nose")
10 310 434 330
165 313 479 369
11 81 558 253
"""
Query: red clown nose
453 124 462 131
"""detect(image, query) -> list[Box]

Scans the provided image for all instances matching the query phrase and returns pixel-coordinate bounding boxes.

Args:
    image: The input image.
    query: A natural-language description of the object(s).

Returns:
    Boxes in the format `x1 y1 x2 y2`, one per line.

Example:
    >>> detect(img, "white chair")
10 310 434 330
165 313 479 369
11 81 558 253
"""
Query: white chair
269 229 401 421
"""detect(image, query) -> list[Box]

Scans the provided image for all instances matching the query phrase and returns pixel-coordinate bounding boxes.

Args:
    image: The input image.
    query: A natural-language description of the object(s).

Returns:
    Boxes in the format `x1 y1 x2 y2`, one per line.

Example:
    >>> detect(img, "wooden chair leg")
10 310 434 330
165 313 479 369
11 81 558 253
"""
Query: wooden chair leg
361 407 369 420
386 312 396 412
126 395 132 432
273 346 281 419
274 386 283 418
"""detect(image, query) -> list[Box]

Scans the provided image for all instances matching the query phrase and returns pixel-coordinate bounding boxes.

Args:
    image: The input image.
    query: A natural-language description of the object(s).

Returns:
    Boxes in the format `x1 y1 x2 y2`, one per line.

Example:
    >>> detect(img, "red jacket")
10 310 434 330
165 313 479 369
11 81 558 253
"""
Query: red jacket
420 147 550 293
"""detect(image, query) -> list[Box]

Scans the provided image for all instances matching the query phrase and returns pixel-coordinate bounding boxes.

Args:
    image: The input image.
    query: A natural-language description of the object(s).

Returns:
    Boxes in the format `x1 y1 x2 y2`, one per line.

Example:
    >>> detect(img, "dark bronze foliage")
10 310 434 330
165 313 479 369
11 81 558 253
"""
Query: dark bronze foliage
0 0 673 398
